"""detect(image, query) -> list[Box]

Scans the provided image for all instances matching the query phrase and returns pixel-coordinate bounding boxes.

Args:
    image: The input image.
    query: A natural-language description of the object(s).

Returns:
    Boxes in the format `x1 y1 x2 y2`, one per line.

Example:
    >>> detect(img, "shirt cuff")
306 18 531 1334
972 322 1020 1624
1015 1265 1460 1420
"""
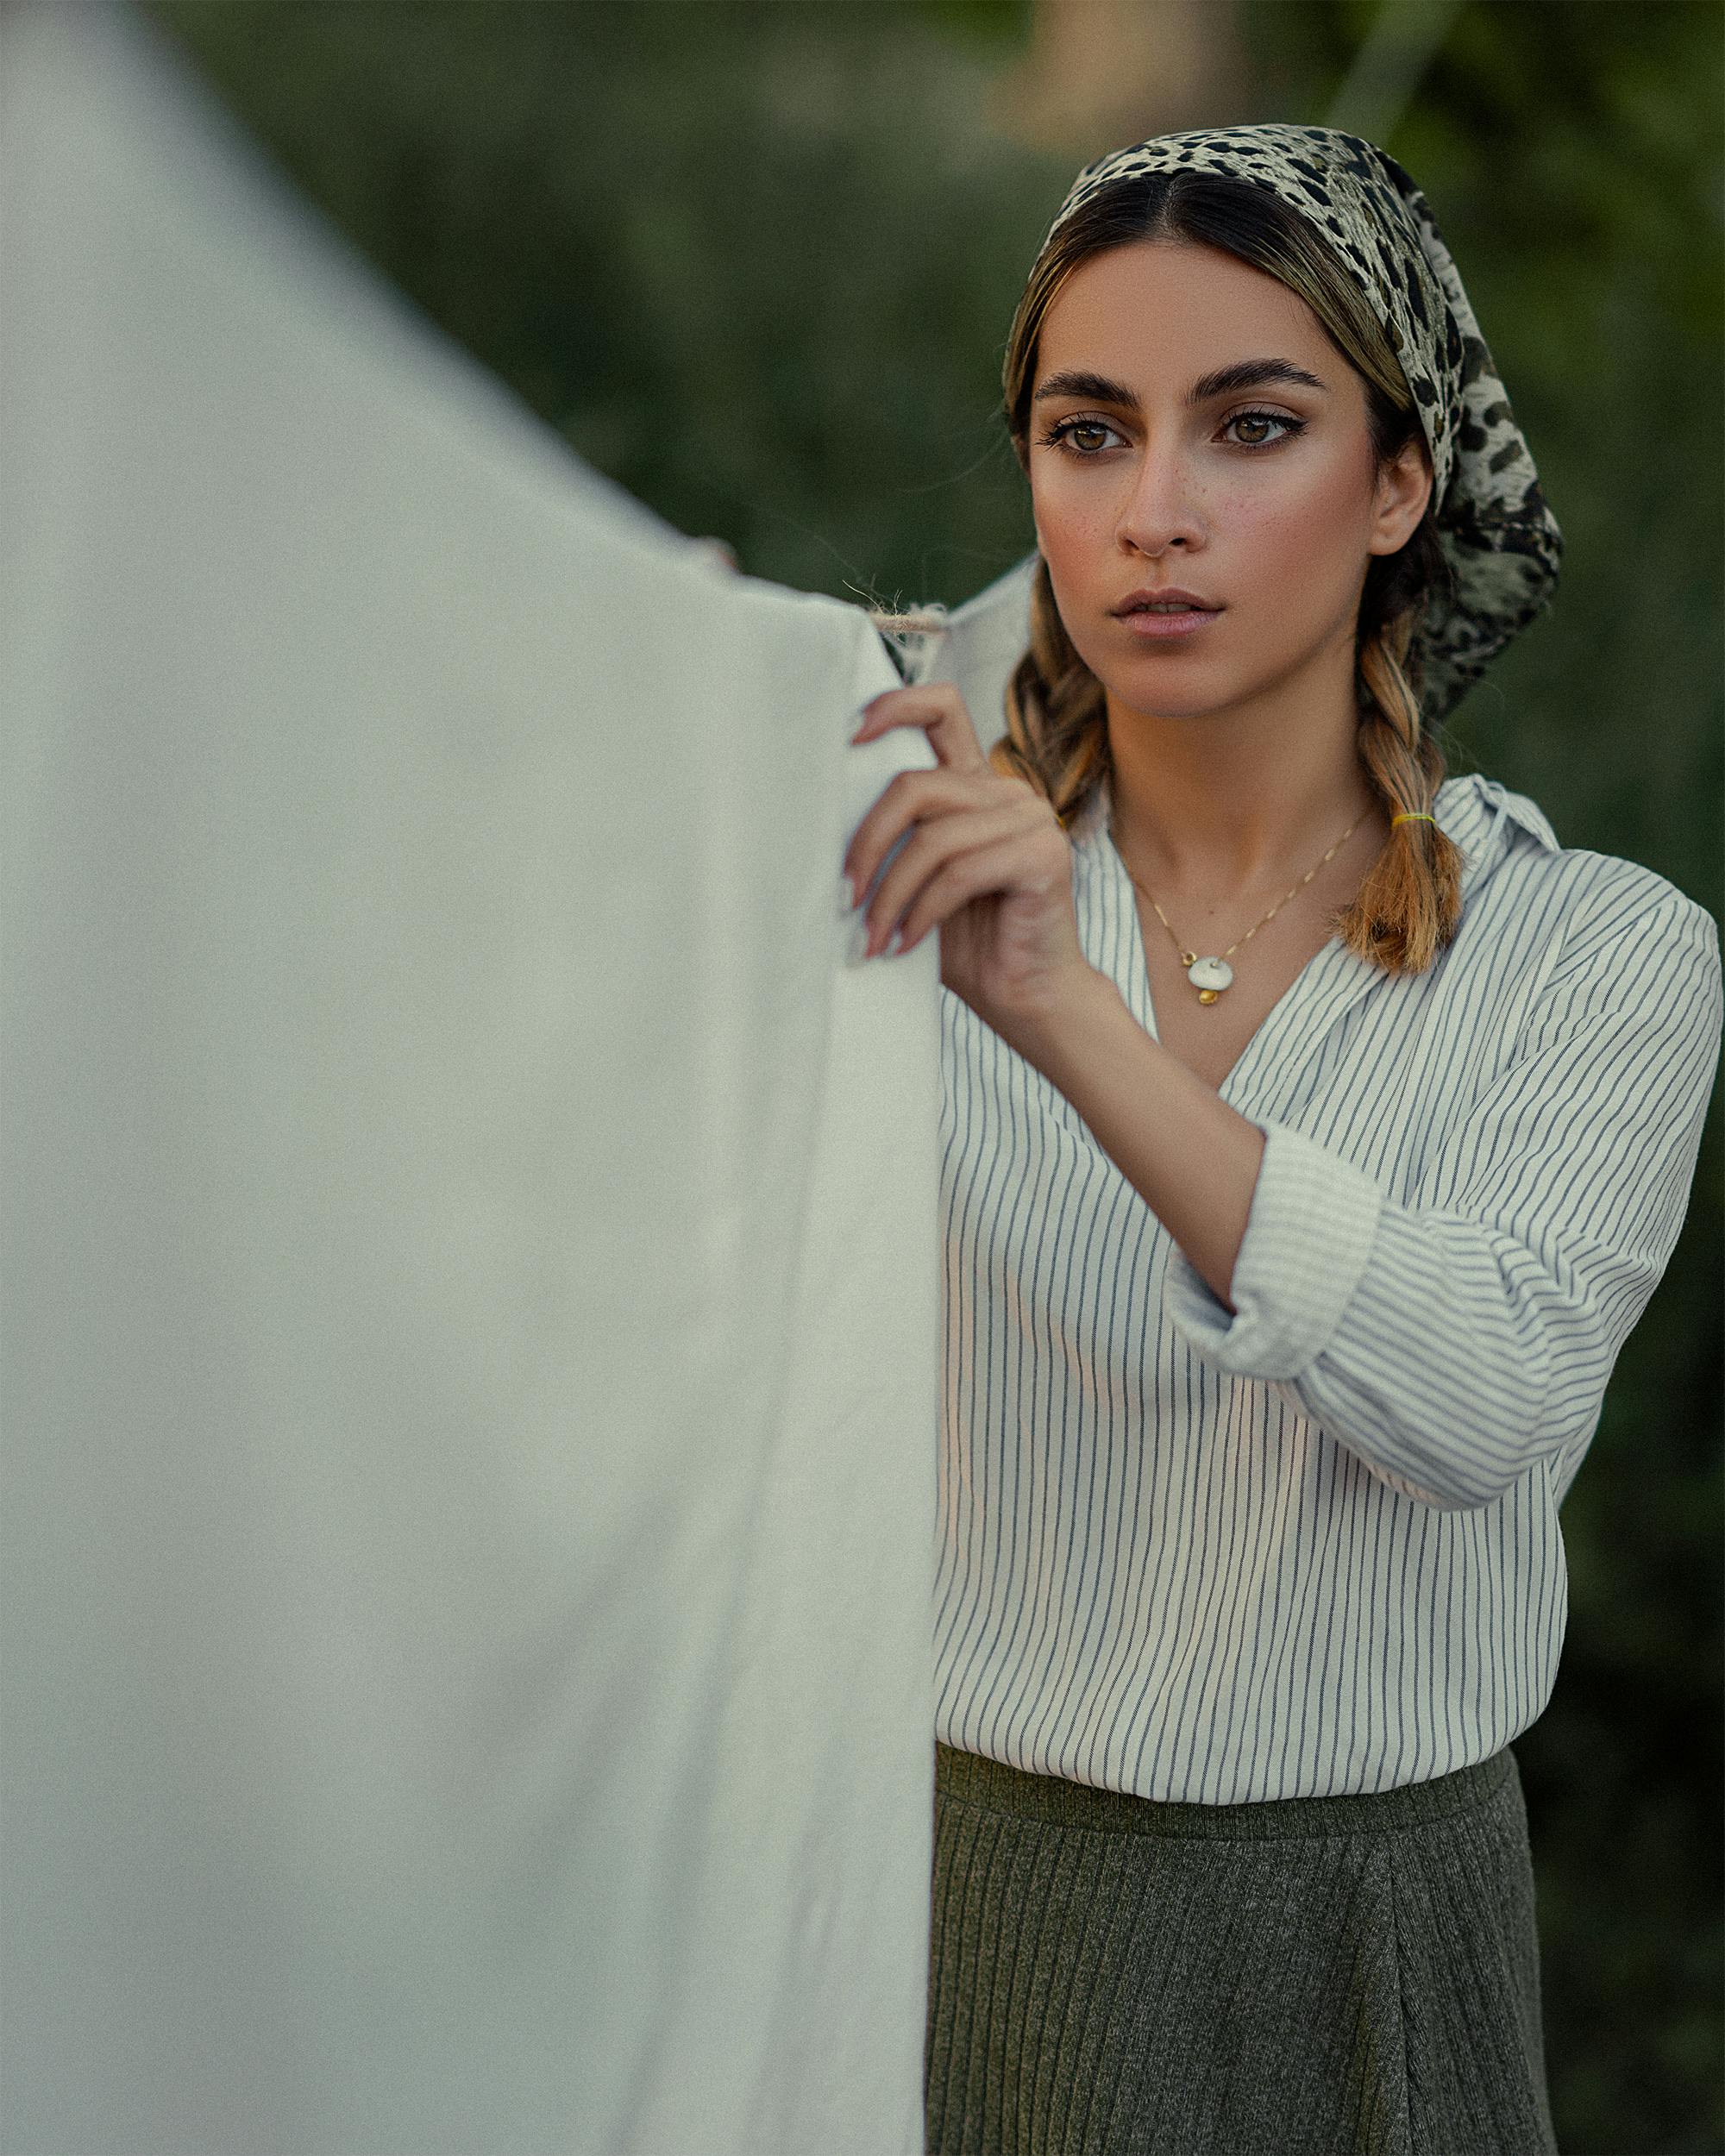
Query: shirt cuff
1164 1118 1384 1380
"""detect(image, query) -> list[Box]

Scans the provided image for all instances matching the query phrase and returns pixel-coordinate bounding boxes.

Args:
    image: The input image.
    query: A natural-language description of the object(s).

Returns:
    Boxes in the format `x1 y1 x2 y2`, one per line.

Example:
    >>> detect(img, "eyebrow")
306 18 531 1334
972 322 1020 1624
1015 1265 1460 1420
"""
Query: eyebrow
1032 359 1332 409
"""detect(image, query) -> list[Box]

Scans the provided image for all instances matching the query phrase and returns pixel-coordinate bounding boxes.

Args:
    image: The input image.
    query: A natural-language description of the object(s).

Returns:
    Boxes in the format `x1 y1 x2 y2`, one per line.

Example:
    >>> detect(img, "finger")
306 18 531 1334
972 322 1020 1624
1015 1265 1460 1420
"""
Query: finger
850 681 988 773
862 803 1041 957
844 766 1002 902
889 828 1058 956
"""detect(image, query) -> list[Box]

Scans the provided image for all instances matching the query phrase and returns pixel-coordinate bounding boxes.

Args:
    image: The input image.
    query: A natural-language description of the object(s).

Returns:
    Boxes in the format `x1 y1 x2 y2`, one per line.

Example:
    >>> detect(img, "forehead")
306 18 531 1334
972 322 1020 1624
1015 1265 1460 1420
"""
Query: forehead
1035 239 1339 387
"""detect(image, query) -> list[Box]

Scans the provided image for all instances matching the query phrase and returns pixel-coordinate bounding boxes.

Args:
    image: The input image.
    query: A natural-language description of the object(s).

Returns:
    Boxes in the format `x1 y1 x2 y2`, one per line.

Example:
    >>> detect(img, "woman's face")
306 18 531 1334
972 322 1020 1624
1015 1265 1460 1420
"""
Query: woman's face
1026 237 1430 726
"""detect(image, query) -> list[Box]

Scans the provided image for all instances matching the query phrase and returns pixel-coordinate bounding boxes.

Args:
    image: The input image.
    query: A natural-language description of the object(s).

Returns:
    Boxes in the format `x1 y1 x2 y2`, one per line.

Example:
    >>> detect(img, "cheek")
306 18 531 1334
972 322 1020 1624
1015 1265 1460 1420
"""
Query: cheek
1227 468 1371 588
1030 465 1117 570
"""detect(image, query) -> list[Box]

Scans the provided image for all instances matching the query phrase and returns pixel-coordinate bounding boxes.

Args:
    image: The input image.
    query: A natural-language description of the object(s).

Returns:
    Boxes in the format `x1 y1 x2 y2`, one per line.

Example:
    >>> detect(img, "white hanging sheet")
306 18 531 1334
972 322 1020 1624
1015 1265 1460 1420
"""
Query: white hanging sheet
906 555 1037 744
0 7 939 2151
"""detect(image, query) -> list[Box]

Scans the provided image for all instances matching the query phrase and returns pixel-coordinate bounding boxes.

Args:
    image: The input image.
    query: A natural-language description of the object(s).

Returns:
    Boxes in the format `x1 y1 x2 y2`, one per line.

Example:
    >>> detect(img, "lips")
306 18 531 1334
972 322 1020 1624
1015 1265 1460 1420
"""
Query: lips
1113 587 1222 643
1112 586 1221 616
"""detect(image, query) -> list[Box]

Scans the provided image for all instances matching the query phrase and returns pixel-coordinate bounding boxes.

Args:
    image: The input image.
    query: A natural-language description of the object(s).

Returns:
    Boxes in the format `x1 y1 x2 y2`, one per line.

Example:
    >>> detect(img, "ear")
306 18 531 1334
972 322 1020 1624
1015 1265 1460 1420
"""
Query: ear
1368 434 1434 556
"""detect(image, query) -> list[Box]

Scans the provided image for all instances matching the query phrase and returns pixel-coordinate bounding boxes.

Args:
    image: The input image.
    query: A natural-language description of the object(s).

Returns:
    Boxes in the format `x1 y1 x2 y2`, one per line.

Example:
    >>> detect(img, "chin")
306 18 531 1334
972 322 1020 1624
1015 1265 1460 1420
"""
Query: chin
1090 658 1236 725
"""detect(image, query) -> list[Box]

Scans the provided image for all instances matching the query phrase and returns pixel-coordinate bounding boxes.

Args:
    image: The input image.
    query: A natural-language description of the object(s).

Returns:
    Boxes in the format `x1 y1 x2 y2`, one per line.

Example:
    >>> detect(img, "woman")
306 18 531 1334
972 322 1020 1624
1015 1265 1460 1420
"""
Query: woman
841 128 1722 2155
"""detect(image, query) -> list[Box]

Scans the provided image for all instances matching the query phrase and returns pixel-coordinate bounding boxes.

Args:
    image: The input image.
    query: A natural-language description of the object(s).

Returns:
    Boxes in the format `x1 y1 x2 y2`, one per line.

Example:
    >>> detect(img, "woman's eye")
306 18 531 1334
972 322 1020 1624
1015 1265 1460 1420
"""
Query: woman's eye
1040 417 1124 455
1222 409 1306 448
1039 410 1307 456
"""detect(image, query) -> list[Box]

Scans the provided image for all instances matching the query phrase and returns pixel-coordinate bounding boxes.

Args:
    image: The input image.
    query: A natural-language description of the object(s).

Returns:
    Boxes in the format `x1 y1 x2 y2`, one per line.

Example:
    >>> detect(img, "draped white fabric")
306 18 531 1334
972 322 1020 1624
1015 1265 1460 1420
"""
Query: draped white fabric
0 7 940 2152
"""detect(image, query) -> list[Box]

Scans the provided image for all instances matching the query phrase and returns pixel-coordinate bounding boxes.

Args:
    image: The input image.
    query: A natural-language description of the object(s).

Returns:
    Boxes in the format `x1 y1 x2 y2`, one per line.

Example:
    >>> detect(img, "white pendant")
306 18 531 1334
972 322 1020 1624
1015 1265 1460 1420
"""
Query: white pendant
1187 955 1234 993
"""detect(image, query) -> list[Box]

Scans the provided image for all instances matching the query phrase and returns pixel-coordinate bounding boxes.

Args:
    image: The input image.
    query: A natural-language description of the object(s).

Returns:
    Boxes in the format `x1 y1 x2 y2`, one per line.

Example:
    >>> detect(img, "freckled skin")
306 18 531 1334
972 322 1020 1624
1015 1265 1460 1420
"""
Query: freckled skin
1028 237 1428 747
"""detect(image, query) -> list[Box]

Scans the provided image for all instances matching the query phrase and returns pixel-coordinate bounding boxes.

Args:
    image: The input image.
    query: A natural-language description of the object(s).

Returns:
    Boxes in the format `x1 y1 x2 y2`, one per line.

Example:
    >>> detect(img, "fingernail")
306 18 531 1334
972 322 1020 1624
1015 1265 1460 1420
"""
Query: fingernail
886 929 905 957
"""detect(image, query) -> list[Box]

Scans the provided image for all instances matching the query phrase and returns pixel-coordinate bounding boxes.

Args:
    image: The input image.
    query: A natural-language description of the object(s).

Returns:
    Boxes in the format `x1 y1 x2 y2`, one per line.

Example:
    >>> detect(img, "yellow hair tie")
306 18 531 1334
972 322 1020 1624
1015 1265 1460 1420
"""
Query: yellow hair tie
1391 812 1435 827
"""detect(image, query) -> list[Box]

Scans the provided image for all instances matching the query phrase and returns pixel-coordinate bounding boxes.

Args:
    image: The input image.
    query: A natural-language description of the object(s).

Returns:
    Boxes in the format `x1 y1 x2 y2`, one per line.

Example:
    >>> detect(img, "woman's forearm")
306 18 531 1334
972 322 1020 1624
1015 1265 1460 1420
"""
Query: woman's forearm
1004 965 1268 1313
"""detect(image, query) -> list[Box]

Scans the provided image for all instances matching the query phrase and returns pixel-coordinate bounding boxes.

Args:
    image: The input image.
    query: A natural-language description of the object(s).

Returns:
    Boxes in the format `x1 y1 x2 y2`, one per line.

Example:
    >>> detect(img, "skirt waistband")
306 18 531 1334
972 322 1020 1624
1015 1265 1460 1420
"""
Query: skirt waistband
933 1741 1517 1841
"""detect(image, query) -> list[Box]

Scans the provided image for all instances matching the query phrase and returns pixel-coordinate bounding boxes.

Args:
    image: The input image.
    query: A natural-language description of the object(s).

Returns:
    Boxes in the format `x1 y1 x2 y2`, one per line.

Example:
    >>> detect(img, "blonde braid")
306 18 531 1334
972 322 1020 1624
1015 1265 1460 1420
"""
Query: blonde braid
1341 604 1465 972
987 556 1111 827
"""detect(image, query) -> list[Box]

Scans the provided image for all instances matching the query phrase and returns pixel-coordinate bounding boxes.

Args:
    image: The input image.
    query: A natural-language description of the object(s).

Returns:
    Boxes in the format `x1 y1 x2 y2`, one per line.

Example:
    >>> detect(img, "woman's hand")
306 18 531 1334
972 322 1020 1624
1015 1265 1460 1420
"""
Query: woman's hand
843 683 1098 1053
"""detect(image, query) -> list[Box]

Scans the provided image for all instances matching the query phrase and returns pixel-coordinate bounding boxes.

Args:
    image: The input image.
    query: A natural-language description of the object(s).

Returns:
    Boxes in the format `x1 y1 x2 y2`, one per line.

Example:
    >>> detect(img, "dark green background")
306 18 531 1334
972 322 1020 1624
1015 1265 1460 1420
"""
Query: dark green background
147 3 1723 2147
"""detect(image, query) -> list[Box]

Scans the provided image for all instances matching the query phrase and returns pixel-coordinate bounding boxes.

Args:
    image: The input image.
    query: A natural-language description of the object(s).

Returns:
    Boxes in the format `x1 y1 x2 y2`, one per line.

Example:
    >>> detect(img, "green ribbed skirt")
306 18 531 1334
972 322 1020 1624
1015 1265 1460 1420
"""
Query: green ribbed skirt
925 1742 1559 2156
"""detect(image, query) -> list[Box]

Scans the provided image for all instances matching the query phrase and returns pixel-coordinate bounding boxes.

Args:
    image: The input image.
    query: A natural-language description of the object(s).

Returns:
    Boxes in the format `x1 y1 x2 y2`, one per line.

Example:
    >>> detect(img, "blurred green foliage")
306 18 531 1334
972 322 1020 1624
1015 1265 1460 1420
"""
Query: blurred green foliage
150 0 1071 604
147 3 1723 2148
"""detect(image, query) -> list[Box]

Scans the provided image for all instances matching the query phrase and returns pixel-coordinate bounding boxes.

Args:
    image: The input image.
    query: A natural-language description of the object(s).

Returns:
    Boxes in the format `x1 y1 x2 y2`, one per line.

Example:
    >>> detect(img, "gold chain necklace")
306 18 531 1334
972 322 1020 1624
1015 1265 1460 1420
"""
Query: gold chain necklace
1110 807 1372 1005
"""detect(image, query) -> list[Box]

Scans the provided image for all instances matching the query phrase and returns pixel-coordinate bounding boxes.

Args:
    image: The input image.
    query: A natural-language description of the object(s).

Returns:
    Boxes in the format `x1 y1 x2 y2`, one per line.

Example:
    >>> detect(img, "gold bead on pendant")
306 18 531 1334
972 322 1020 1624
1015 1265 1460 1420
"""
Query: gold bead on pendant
1197 988 1220 1005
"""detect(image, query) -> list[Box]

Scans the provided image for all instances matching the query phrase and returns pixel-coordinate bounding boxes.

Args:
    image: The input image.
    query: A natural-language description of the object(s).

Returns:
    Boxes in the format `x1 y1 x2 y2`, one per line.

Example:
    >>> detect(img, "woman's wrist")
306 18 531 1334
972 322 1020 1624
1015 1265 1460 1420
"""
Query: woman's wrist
997 962 1132 1087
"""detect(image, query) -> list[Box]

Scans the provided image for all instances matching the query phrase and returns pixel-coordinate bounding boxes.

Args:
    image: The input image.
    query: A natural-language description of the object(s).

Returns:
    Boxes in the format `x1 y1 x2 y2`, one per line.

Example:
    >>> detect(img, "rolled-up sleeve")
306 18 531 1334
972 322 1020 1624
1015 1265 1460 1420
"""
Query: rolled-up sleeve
1165 887 1723 1510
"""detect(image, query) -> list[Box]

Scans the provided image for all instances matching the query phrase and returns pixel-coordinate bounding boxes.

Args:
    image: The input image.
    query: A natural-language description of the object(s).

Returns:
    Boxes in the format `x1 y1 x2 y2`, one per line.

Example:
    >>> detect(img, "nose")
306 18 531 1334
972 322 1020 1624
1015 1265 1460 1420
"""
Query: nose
1115 434 1204 556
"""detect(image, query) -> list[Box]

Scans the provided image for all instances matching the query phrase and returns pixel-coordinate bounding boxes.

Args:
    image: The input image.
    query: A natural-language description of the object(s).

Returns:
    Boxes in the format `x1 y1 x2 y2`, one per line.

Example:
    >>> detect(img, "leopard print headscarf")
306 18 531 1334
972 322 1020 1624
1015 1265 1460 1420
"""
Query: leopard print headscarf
1040 125 1562 724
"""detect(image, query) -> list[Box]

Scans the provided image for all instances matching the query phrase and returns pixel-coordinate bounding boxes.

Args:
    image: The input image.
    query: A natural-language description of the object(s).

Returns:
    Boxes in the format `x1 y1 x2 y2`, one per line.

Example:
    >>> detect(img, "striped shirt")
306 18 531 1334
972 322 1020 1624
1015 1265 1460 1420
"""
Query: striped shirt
932 768 1722 1802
